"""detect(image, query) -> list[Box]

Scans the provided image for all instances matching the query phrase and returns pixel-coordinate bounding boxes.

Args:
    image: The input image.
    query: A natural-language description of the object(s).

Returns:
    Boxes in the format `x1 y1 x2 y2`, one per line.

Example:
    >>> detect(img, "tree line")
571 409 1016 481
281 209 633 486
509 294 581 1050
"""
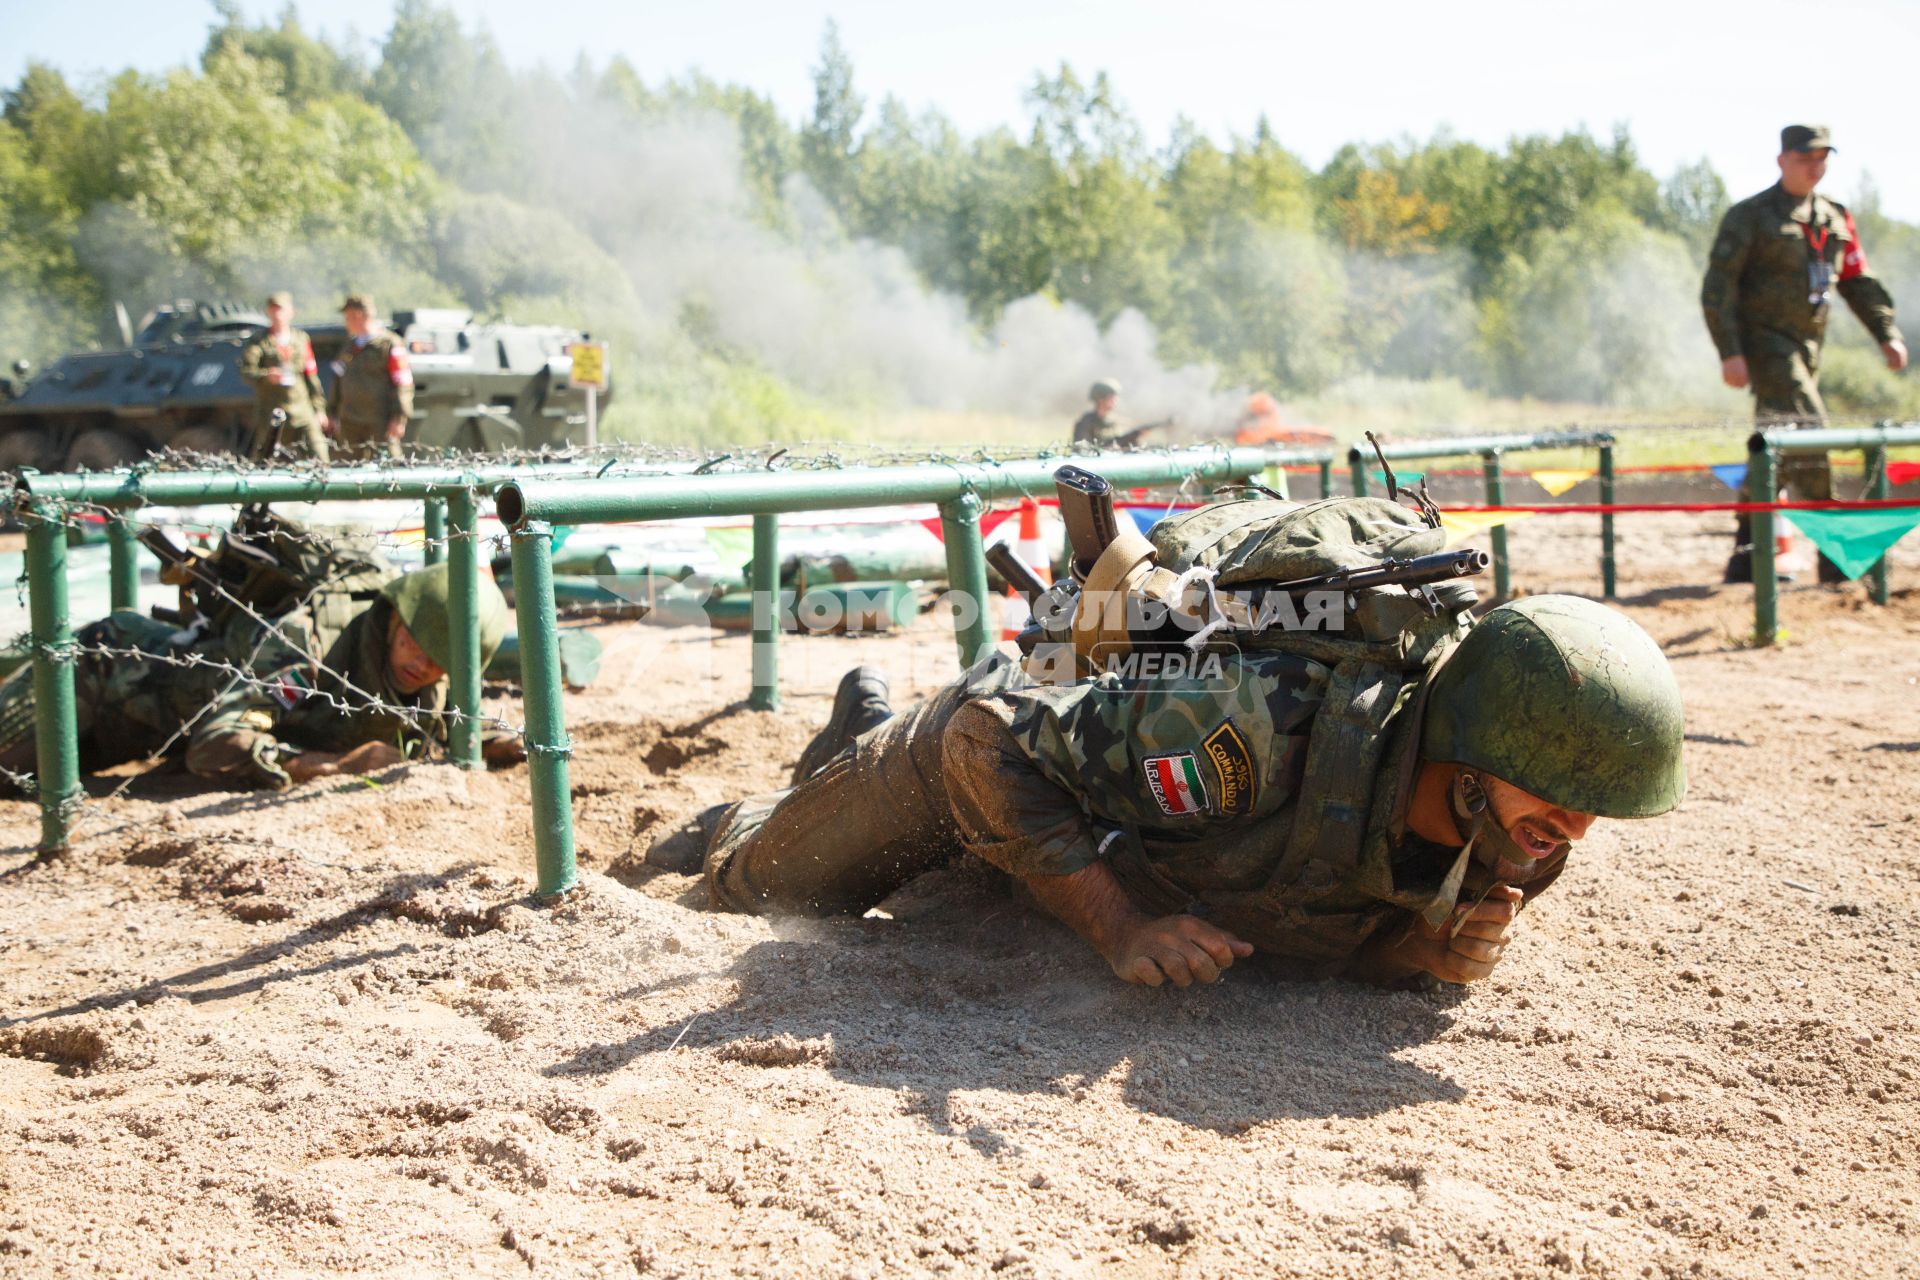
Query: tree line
3 1 1914 433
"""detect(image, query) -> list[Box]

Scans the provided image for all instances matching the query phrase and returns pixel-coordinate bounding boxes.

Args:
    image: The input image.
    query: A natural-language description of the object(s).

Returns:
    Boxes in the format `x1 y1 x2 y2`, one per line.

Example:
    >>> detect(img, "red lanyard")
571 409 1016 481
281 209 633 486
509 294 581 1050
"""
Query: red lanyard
1801 223 1830 256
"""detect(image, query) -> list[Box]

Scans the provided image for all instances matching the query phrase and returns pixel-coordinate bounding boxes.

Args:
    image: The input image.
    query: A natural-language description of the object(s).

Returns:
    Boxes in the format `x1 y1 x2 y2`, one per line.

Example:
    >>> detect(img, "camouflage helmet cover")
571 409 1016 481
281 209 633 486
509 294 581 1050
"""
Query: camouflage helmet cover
340 292 374 314
381 562 510 674
265 290 293 308
1089 379 1121 401
1421 595 1686 818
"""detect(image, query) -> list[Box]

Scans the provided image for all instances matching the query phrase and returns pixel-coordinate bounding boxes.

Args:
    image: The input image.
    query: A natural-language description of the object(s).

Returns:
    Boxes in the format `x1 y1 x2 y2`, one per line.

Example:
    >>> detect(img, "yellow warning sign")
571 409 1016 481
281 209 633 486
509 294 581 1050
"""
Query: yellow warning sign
568 341 607 391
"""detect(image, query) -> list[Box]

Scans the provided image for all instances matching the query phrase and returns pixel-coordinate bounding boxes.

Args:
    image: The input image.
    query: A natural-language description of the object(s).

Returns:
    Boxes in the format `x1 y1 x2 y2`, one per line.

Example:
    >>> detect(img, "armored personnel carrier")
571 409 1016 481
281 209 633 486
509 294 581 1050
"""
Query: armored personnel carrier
0 301 609 471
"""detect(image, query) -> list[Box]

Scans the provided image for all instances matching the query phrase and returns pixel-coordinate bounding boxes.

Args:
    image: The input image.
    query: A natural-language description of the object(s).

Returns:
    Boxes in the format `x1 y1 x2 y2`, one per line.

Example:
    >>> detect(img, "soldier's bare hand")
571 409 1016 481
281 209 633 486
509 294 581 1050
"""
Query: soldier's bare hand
386 417 407 441
1401 884 1524 984
336 741 406 774
318 414 334 436
1111 914 1253 988
482 735 529 767
1884 338 1909 373
1721 356 1749 389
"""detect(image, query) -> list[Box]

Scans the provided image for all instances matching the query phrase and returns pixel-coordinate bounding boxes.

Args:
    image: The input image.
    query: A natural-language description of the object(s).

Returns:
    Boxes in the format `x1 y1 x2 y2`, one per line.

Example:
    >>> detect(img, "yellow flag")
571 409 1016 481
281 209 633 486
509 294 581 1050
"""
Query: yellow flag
1439 510 1536 547
1530 468 1594 497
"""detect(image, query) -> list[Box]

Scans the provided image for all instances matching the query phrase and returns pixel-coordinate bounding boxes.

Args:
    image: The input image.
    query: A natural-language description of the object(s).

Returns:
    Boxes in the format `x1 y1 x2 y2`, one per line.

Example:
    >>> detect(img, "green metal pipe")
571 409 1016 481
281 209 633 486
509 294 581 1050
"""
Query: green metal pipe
1866 444 1891 606
1318 459 1334 500
13 459 693 509
749 512 780 711
1598 442 1617 599
25 504 80 853
1352 430 1616 462
496 447 1316 528
1750 442 1779 646
1754 423 1920 453
107 514 140 612
1483 453 1511 600
422 497 447 567
446 486 483 769
510 520 577 896
1349 451 1370 498
941 493 993 667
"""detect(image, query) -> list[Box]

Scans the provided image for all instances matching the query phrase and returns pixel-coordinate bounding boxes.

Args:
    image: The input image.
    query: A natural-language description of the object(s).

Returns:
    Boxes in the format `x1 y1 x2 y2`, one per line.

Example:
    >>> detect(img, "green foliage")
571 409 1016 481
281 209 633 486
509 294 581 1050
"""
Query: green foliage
4 3 1915 431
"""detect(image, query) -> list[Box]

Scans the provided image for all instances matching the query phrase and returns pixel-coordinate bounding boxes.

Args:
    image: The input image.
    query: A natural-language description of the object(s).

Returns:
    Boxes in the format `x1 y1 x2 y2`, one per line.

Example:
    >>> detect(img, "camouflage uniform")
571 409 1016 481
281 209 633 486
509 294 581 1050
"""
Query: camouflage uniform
0 597 445 792
1701 178 1901 543
1072 408 1121 447
705 651 1551 979
327 329 415 463
238 327 330 462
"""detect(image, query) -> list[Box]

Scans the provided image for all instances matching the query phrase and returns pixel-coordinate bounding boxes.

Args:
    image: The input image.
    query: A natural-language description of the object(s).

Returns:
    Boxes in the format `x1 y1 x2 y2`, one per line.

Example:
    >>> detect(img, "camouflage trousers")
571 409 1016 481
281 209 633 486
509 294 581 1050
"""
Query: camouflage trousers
704 655 1024 915
0 614 228 783
332 420 403 464
1732 349 1834 565
252 413 330 465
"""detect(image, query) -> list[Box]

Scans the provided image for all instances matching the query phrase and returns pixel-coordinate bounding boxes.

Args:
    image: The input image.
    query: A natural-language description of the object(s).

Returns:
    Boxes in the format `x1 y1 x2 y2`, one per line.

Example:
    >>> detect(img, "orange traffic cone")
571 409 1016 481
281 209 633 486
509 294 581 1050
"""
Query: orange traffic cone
1000 499 1053 640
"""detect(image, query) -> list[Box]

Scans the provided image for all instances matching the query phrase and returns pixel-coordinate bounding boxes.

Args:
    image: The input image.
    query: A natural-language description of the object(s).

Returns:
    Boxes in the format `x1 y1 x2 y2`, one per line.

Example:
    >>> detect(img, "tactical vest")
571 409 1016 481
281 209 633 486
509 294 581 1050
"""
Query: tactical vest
197 509 397 657
1071 496 1481 964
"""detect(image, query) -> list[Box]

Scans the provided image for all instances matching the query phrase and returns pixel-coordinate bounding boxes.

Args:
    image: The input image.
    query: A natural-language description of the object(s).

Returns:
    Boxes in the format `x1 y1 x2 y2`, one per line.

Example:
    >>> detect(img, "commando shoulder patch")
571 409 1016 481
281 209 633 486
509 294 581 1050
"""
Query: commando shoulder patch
1202 719 1258 817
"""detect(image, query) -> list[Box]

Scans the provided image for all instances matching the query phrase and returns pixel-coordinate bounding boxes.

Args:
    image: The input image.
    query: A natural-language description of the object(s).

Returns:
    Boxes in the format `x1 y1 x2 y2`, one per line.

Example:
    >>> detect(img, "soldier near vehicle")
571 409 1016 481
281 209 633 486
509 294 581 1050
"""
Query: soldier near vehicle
653 486 1686 989
326 293 415 464
0 534 517 792
1071 379 1173 448
1700 124 1908 582
237 292 330 463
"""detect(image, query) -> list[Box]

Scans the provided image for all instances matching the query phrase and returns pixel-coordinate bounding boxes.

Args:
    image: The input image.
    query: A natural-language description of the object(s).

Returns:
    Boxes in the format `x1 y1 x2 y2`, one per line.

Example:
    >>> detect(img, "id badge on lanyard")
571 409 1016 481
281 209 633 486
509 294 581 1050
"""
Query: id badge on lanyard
1803 224 1832 305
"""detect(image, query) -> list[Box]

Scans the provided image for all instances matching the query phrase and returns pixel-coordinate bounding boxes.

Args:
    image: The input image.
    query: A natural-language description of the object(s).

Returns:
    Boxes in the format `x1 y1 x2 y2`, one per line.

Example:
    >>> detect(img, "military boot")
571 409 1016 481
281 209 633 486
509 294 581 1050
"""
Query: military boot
789 666 892 785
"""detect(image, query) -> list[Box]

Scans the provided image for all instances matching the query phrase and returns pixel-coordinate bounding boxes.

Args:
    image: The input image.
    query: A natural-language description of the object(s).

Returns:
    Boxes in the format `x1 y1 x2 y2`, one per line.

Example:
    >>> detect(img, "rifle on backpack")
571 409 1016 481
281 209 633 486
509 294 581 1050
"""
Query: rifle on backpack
1036 464 1489 665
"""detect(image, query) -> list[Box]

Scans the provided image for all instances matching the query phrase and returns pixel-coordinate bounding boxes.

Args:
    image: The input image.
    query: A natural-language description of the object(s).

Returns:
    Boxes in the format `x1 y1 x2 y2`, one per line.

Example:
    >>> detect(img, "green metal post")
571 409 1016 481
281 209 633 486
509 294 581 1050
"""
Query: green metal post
25 503 80 853
1598 442 1617 599
1865 444 1890 605
1319 459 1334 500
1483 452 1510 600
422 496 447 566
510 520 577 896
940 492 993 668
1750 440 1778 646
446 486 483 769
107 514 139 612
1348 449 1369 498
749 512 780 711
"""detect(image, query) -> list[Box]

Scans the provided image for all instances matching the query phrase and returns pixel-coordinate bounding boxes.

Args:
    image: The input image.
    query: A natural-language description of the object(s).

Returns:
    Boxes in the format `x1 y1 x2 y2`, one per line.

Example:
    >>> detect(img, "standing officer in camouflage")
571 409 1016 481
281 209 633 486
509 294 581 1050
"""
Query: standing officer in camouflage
0 563 513 791
1701 125 1908 582
326 293 415 463
238 292 331 463
658 593 1685 990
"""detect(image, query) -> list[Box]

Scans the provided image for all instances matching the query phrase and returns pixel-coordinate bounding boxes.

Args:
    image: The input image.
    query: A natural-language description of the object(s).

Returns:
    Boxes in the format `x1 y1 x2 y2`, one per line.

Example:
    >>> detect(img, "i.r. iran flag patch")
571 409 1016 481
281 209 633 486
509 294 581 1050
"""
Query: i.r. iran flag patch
1143 752 1208 818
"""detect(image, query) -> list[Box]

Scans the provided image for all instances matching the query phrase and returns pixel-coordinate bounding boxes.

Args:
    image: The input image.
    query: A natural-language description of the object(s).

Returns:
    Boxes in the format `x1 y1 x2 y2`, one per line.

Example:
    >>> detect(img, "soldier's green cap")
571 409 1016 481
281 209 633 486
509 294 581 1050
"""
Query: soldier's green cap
1421 595 1686 819
381 562 510 675
265 290 293 308
1781 124 1834 154
1090 379 1121 400
340 292 374 314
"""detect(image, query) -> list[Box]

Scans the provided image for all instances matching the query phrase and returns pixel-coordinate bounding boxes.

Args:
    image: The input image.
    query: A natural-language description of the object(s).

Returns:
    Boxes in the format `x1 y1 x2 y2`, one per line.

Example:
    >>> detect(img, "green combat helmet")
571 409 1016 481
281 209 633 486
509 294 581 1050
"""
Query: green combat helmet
381 563 510 674
1089 379 1121 401
1422 595 1685 818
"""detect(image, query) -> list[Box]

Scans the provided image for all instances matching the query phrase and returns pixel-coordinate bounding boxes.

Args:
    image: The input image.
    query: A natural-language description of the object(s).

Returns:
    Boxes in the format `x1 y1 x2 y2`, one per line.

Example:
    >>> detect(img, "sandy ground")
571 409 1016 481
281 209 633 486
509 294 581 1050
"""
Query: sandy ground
2 510 1918 1279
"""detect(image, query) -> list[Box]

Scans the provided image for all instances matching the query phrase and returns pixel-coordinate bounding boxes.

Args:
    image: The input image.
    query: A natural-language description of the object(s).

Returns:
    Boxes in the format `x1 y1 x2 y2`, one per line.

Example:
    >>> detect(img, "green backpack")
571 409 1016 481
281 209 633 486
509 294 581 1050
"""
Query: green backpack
1137 495 1481 954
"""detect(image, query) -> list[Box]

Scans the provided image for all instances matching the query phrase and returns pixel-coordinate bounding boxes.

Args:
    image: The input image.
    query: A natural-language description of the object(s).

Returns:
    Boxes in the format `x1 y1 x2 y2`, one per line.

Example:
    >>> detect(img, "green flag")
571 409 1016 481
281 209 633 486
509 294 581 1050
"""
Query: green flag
1782 507 1920 579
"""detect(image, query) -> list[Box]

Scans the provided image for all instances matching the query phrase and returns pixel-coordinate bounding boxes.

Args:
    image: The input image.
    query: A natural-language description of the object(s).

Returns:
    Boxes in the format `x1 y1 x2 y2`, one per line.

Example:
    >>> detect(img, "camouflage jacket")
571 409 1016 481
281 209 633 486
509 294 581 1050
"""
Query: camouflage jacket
1701 182 1899 361
76 596 445 791
1071 409 1119 446
238 328 327 432
943 651 1484 975
325 329 415 436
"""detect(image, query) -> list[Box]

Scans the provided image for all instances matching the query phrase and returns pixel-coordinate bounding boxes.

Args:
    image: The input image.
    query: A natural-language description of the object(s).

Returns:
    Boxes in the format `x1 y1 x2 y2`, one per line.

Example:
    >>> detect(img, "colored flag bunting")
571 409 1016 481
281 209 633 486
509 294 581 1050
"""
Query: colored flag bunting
1374 469 1424 488
1771 507 1920 580
704 526 755 572
1888 461 1920 487
1437 510 1536 545
920 508 1016 543
1530 468 1594 497
1710 463 1748 492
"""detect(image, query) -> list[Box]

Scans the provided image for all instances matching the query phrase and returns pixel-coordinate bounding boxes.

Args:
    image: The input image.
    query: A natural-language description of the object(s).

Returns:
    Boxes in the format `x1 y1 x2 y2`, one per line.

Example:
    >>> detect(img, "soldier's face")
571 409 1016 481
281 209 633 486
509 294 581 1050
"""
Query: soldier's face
266 302 291 330
387 616 447 693
342 306 372 337
1481 774 1594 861
1777 149 1828 196
1095 394 1118 416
